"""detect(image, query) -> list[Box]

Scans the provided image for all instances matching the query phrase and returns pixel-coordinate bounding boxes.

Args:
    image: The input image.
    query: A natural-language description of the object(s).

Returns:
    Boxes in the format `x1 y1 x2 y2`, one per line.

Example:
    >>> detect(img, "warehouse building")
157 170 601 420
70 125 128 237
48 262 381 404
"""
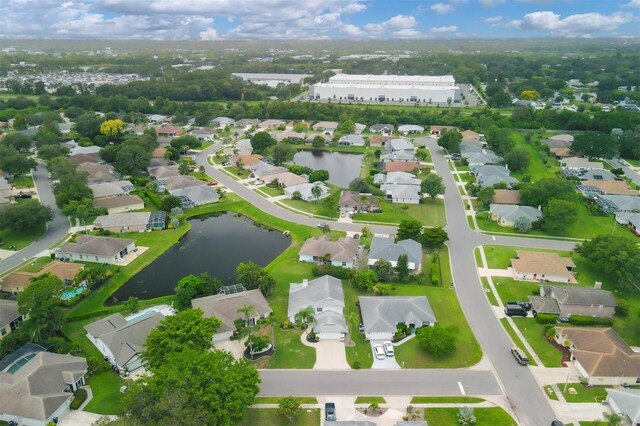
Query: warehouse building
309 74 460 104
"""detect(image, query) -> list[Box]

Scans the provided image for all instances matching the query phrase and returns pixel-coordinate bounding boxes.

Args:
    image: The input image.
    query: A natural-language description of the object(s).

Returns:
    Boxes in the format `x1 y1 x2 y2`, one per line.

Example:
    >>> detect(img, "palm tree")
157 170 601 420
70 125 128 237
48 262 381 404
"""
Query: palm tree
345 311 360 345
237 304 257 327
295 307 315 334
311 184 322 200
262 314 279 349
603 412 622 426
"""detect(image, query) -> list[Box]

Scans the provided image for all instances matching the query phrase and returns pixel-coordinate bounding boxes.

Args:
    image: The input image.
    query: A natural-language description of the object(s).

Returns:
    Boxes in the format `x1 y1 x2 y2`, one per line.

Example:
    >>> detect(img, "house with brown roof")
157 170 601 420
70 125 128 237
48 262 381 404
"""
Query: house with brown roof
0 350 87 426
191 290 272 342
94 194 145 214
530 285 617 320
461 130 480 140
369 135 392 147
259 119 286 129
156 126 183 138
1 261 84 294
77 162 120 184
580 180 638 196
338 191 380 213
511 251 576 283
384 161 418 173
549 146 572 158
554 327 640 385
56 235 135 264
151 147 167 159
164 175 206 192
231 154 263 168
260 171 308 188
299 235 360 268
492 189 521 205
68 153 99 165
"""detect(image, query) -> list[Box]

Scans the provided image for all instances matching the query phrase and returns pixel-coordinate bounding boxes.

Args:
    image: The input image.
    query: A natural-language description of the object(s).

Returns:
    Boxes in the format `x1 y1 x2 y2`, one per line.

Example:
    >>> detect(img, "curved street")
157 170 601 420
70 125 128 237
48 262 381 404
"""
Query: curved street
197 141 577 425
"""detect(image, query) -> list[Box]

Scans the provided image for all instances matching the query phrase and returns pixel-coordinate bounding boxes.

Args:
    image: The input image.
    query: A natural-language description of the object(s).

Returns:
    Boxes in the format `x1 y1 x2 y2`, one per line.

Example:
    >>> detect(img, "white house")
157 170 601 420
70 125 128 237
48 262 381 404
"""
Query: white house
288 276 346 340
284 182 330 201
367 237 422 271
359 296 437 341
298 235 359 268
56 235 135 264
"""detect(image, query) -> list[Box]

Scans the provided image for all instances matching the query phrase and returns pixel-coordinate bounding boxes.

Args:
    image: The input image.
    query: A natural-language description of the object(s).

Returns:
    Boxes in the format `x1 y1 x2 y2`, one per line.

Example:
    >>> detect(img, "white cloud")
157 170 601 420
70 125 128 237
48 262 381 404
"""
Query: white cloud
341 24 365 37
430 25 459 33
509 11 633 37
430 3 454 14
623 0 640 7
479 0 506 6
483 15 503 23
200 27 222 40
342 2 367 13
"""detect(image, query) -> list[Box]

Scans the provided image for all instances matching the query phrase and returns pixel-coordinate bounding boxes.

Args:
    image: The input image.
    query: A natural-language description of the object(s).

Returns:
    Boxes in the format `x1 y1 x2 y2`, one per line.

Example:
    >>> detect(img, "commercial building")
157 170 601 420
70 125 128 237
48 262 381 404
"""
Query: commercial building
310 74 460 104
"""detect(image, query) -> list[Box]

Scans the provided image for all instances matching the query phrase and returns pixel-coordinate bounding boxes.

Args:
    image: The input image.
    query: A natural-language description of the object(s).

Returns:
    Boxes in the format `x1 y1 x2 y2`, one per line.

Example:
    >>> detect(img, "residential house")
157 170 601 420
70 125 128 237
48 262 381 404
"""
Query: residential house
492 189 521 205
94 194 145 215
489 204 542 228
460 138 485 156
259 119 286 130
0 177 11 206
148 164 181 181
213 117 235 128
369 124 394 135
85 309 170 372
465 150 502 166
147 114 168 124
354 123 366 134
93 212 152 233
306 133 332 145
367 237 422 271
548 134 574 143
379 171 422 204
164 175 206 192
397 124 424 134
56 235 135 264
615 212 640 237
338 134 366 146
554 327 640 386
0 261 83 294
231 154 263 169
69 152 99 164
66 141 101 156
77 162 120 184
380 150 417 163
359 296 436 341
189 128 217 141
192 290 272 342
0 300 24 340
384 161 418 173
89 180 134 200
598 195 640 213
511 251 576 283
287 275 346 340
470 165 519 188
578 180 637 196
338 191 380 213
299 235 359 267
284 182 330 201
461 130 481 140
312 121 339 134
151 147 166 159
560 157 605 170
562 168 617 181
385 138 414 154
274 130 306 142
234 118 260 130
369 135 392 147
605 388 640 425
260 171 308 188
0 348 87 426
156 126 183 138
171 185 220 208
530 285 617 320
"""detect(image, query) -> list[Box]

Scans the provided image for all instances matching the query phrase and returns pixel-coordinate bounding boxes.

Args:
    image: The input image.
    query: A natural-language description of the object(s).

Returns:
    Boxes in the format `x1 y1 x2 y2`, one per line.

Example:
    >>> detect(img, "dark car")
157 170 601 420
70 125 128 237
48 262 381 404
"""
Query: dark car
507 301 531 311
505 304 528 317
15 192 32 199
325 402 336 421
551 421 564 426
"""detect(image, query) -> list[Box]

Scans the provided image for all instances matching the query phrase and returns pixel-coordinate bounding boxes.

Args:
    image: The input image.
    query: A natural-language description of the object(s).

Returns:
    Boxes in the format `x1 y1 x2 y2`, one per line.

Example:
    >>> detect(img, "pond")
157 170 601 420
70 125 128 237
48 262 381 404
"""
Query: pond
110 212 291 301
293 150 364 187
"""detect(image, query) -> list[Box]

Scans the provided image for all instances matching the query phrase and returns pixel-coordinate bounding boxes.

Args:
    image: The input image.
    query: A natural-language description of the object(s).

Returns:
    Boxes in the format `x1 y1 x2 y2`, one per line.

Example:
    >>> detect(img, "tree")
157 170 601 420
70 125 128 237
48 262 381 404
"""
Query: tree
115 143 151 175
397 219 423 241
372 259 394 281
396 254 410 282
295 307 315 329
476 187 495 208
602 412 622 426
0 200 53 232
457 406 477 425
520 90 540 101
504 146 530 172
272 143 295 165
543 198 578 230
235 262 276 296
74 113 104 139
170 135 201 154
160 195 183 211
437 129 462 153
336 120 355 134
575 235 640 292
237 304 257 327
124 349 259 425
143 308 221 370
311 136 326 148
308 169 329 183
0 146 37 176
100 119 125 138
349 177 370 193
571 132 619 159
250 132 276 153
17 274 64 341
421 173 445 199
514 216 533 232
416 325 457 357
125 297 140 314
2 133 32 151
175 273 222 310
519 178 577 207
310 184 323 200
38 144 69 160
420 227 449 247
352 269 378 291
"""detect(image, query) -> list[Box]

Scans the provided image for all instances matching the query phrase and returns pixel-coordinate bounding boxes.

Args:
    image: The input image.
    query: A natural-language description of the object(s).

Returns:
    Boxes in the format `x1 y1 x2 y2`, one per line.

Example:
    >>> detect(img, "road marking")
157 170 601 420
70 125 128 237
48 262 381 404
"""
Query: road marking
458 381 466 395
492 236 496 241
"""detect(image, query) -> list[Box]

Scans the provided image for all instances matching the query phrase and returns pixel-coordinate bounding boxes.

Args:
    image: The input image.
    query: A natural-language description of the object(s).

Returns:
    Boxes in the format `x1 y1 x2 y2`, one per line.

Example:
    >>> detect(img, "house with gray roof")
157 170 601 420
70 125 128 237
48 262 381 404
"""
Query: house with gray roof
606 388 640 425
284 182 330 201
339 191 380 213
89 180 134 199
213 116 235 127
94 194 145 215
192 290 272 342
379 171 421 204
0 350 87 426
77 162 120 184
561 168 616 181
85 311 166 372
369 124 394 134
93 212 151 233
530 285 616 320
367 237 422 271
398 124 424 134
359 296 436 341
489 204 542 228
312 121 339 133
189 128 217 141
470 165 519 188
56 235 135 264
170 185 220 208
299 235 359 267
235 118 260 129
338 134 366 146
0 177 11 206
598 195 640 213
465 150 501 166
381 150 417 163
560 157 604 170
288 276 346 340
385 138 414 154
615 212 640 237
0 300 24 342
148 164 180 181
164 175 206 192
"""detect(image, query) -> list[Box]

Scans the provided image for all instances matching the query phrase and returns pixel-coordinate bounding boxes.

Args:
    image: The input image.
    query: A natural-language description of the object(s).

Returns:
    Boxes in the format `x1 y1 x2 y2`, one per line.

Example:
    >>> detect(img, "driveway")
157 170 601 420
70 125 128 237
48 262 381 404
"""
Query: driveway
370 340 400 369
313 340 349 370
214 338 246 359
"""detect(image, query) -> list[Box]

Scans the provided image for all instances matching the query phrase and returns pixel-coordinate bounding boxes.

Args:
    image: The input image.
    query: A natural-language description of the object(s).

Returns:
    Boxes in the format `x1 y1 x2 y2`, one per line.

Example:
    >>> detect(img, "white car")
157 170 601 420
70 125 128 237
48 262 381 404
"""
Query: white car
383 341 394 357
373 344 385 360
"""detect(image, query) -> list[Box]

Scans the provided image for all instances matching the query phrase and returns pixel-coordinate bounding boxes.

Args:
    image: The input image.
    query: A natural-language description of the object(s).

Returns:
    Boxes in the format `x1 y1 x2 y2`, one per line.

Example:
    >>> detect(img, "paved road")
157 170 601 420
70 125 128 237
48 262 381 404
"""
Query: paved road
606 157 640 186
0 165 70 275
258 369 501 397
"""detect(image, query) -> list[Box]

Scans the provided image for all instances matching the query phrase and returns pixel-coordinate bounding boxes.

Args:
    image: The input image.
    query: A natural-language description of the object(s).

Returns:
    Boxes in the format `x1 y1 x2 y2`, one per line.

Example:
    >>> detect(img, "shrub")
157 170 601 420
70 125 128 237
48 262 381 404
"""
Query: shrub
431 255 441 286
353 361 361 369
535 313 559 324
312 264 354 279
568 315 613 326
615 299 630 317
70 388 88 410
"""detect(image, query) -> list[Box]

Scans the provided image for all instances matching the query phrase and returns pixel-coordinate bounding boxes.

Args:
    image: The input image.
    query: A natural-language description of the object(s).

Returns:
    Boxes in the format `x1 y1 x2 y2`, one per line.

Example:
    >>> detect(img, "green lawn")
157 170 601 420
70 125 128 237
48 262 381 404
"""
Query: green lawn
279 193 340 219
624 157 640 167
509 132 560 182
424 407 516 426
239 408 320 426
344 283 373 369
258 186 284 197
355 396 386 404
481 278 499 306
222 166 250 179
190 170 215 183
0 222 46 250
354 198 446 227
493 277 539 304
499 318 538 366
411 397 484 404
482 245 570 270
579 422 608 426
556 383 608 403
20 256 53 272
511 318 563 367
254 397 317 404
9 175 35 188
84 371 127 415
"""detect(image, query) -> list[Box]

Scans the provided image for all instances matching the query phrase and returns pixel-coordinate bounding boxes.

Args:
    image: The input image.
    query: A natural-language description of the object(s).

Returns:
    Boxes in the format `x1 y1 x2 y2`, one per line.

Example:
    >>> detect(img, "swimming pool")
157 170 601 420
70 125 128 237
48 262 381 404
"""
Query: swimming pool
126 308 159 323
60 284 87 301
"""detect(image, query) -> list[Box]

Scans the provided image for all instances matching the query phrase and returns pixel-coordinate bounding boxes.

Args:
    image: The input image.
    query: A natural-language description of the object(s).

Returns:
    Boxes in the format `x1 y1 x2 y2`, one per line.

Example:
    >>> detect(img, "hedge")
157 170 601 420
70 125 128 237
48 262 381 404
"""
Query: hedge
312 264 353 279
568 315 613 326
535 313 559 324
431 255 441 286
70 388 88 410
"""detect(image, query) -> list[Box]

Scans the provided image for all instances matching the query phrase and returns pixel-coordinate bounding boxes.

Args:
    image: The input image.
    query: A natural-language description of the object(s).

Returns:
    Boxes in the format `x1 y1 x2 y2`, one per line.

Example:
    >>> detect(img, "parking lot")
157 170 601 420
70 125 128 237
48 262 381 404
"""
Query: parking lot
370 340 401 369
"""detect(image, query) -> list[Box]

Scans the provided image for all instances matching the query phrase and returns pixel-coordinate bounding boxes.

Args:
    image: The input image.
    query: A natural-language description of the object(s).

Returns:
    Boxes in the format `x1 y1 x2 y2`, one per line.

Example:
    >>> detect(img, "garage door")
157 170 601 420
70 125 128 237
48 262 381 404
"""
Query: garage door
317 332 344 340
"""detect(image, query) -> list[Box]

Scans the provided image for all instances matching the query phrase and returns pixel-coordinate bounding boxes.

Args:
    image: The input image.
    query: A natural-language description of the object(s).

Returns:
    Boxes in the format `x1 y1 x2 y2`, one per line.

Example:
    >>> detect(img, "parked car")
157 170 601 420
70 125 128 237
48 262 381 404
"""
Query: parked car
207 181 218 186
551 421 564 426
358 323 364 332
373 344 385 360
255 179 265 185
507 301 532 311
317 223 329 229
15 192 32 199
505 304 528 317
383 341 394 357
510 347 529 366
325 402 336 421
222 161 230 166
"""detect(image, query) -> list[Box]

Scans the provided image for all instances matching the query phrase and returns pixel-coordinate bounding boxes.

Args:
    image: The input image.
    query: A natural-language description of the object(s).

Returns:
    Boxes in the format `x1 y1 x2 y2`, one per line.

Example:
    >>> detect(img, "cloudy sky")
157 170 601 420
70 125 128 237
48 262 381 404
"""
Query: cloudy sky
1 0 638 40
